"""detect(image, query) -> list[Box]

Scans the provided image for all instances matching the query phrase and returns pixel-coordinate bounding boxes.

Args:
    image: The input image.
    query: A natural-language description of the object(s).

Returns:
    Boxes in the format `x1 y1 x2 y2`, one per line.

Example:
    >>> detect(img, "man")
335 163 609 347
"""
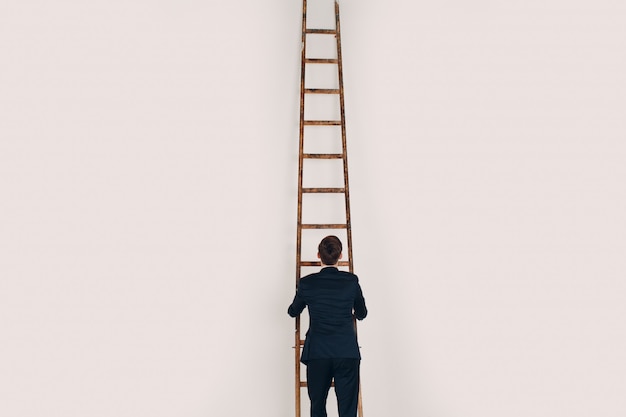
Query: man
288 235 368 417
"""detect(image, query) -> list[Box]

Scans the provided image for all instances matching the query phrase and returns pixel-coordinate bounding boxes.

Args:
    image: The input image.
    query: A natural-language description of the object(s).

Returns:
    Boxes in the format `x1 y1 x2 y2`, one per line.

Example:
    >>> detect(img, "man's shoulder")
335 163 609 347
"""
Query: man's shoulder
300 269 359 282
298 273 319 286
300 272 320 280
337 270 358 281
326 269 359 283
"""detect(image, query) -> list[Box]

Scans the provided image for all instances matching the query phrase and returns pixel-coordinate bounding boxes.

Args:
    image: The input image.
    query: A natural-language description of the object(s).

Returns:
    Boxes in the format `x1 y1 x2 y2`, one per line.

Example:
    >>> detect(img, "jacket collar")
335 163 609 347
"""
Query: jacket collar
321 266 339 273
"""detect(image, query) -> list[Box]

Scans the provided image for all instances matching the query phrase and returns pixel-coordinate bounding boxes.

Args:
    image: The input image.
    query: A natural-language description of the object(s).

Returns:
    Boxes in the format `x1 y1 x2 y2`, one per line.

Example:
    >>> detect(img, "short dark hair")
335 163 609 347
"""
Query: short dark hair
318 235 342 265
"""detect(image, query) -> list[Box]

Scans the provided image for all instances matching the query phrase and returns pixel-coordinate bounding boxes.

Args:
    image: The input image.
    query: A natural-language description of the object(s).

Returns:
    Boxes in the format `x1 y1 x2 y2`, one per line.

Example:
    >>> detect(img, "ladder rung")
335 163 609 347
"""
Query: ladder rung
301 224 347 229
304 58 339 64
302 187 345 193
303 120 341 126
303 153 343 159
305 88 340 94
300 381 336 388
305 29 337 34
300 260 350 267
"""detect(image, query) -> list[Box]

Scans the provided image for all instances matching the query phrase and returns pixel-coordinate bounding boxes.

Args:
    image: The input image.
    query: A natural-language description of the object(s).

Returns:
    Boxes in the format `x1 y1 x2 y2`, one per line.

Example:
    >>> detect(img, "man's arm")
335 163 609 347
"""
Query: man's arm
353 282 367 320
288 291 306 317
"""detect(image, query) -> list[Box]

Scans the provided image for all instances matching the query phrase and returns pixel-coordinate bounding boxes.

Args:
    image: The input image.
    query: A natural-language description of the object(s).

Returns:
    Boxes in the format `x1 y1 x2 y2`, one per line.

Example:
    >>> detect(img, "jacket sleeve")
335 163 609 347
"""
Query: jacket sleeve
353 281 367 320
287 290 306 317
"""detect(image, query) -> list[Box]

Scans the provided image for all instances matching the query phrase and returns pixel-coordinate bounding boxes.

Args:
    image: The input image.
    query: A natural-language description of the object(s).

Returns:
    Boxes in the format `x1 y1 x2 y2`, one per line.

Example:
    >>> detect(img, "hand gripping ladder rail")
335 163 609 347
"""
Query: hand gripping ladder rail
293 1 363 416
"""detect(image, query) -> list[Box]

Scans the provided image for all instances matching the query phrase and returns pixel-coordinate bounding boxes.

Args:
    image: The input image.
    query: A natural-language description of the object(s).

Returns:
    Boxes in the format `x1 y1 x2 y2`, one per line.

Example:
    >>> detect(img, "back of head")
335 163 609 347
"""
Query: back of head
318 235 342 265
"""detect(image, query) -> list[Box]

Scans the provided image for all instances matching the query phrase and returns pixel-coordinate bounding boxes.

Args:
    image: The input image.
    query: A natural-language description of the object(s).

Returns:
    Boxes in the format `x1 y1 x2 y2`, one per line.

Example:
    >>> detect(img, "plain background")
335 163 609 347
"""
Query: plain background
1 0 625 416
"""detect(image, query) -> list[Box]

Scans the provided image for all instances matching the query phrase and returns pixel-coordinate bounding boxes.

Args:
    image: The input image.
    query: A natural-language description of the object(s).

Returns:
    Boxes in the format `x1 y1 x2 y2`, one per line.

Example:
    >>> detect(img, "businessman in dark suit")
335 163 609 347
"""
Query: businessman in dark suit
288 235 368 417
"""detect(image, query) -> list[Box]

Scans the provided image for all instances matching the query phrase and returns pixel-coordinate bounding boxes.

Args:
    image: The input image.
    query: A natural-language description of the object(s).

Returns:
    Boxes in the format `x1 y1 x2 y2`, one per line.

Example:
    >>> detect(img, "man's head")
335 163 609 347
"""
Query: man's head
317 235 343 266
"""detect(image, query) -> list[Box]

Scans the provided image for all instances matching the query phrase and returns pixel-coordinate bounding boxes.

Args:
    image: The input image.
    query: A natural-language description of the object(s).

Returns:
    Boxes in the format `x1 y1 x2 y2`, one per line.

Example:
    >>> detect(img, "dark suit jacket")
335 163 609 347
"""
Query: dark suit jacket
288 266 367 364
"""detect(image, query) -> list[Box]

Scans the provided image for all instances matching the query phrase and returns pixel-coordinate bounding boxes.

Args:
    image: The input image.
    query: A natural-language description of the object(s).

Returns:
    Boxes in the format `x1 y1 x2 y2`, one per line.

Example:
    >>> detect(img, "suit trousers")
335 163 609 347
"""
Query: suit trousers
306 358 360 417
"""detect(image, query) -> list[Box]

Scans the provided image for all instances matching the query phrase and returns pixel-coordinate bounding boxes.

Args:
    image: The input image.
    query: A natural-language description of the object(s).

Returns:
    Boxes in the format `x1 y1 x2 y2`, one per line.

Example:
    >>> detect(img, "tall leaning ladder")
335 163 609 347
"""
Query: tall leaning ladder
294 1 363 417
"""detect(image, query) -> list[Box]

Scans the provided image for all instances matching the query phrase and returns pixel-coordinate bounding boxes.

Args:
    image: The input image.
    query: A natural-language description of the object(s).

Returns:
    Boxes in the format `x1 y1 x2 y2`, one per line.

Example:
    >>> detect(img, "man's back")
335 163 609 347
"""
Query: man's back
288 266 367 363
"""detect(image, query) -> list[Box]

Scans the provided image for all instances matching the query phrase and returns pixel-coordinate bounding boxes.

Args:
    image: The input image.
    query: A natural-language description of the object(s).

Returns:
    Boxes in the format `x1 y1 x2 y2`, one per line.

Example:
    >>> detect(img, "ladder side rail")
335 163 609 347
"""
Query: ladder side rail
295 1 308 417
335 3 363 417
334 1 354 275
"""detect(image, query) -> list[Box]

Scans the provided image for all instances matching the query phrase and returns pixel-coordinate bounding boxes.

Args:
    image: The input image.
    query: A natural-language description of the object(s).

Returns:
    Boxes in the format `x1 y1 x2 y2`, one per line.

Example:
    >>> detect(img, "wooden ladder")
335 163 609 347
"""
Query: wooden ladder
294 1 363 416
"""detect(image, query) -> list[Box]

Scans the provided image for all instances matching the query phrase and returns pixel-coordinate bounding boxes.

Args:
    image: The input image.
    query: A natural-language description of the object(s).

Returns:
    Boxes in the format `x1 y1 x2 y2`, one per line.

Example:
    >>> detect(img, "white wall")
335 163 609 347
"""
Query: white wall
1 1 625 416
